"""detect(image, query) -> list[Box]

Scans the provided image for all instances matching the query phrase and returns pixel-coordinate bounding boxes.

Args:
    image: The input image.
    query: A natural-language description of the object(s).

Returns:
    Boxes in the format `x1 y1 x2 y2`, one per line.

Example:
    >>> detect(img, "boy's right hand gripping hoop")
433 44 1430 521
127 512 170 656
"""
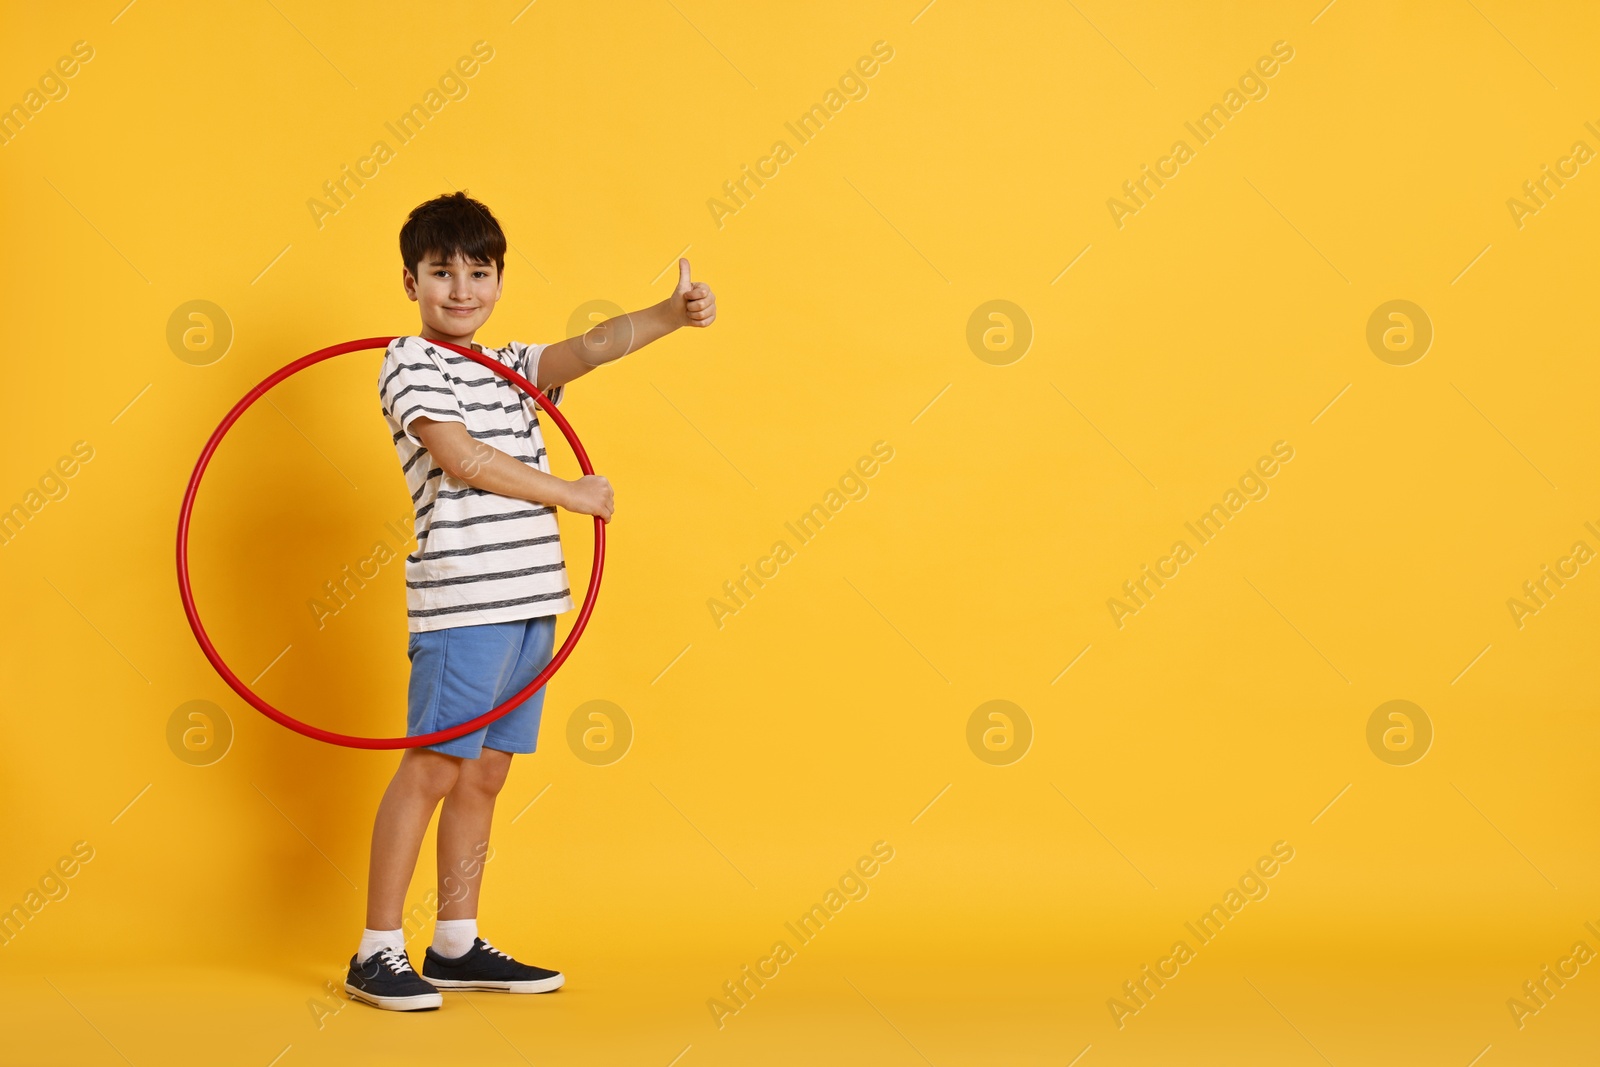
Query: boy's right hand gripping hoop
175 336 605 750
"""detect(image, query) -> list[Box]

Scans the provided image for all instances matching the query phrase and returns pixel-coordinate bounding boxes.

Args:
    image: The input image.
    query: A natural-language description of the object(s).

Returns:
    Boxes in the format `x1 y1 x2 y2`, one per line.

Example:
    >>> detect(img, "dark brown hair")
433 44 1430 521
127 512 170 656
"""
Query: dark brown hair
399 191 506 279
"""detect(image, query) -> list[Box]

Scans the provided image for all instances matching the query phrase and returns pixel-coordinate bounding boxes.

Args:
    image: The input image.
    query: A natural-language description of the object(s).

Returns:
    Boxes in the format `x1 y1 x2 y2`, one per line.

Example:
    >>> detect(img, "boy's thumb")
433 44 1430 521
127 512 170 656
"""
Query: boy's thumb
675 258 691 294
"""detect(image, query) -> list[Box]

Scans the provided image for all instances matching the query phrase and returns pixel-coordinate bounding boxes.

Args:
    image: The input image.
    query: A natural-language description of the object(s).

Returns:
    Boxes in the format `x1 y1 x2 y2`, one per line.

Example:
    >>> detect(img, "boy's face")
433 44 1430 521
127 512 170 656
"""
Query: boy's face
403 250 503 343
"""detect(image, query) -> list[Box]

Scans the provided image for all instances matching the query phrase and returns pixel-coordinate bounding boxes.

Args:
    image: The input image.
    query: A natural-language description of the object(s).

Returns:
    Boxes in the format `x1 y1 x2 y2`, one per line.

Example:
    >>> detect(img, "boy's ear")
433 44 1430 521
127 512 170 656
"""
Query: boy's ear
402 266 419 302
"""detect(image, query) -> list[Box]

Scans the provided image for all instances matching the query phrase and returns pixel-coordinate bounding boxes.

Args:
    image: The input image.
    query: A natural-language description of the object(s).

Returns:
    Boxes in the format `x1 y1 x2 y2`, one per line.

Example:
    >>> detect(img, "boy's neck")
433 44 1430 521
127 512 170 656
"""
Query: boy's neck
420 327 479 350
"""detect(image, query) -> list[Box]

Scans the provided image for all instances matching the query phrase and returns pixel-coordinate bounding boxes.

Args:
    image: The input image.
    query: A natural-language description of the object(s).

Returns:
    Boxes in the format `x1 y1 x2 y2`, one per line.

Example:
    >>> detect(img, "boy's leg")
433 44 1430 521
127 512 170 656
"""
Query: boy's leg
434 616 550 929
422 746 563 991
436 746 513 923
365 747 463 929
418 617 564 993
345 748 460 1012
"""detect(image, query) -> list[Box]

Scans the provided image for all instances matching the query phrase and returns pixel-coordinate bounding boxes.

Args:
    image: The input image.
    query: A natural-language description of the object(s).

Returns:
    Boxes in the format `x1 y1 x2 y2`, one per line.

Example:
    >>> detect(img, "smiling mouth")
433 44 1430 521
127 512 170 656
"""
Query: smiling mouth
444 306 477 314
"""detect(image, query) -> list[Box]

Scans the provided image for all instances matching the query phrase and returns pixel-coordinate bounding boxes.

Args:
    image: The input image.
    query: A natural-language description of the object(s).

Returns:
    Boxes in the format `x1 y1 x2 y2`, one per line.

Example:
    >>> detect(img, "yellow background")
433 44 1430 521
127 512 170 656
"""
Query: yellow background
3 1 1598 1064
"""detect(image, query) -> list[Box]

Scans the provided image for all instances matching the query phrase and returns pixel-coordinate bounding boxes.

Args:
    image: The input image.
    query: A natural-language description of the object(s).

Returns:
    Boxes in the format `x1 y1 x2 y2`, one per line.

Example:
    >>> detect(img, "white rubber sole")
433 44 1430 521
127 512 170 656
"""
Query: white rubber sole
426 973 565 994
344 982 443 1011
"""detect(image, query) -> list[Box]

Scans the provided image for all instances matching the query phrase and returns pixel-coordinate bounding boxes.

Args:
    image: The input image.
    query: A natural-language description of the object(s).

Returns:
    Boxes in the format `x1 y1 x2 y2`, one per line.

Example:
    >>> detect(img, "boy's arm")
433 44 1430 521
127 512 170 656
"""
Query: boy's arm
412 417 614 521
536 257 716 391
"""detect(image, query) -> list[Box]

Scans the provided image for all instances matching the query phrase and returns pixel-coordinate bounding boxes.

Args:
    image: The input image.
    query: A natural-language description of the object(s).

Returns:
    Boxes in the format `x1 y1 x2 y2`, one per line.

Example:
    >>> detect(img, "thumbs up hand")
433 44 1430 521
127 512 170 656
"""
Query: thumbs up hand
667 258 717 329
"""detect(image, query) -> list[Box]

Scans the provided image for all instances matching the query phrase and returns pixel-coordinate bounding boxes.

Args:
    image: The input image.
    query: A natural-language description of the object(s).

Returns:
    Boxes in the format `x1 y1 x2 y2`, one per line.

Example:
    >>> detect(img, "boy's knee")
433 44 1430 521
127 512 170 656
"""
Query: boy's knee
403 750 462 799
462 749 513 796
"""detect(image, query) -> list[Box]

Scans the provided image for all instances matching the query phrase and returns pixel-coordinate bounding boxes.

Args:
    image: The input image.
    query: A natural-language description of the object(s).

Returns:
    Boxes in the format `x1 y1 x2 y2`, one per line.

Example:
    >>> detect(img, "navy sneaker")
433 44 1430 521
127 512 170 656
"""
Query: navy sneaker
345 947 443 1011
423 937 565 993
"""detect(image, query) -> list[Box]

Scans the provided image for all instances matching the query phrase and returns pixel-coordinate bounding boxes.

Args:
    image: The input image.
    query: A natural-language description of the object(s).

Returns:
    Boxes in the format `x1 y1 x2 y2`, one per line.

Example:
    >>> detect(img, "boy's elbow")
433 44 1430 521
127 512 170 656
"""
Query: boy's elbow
447 440 498 485
416 420 483 482
437 449 477 484
436 454 468 482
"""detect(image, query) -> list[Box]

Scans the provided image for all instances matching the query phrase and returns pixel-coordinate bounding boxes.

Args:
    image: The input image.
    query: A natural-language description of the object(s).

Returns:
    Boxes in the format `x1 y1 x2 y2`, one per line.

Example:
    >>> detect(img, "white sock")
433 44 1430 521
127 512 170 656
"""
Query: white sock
432 918 478 959
357 927 405 963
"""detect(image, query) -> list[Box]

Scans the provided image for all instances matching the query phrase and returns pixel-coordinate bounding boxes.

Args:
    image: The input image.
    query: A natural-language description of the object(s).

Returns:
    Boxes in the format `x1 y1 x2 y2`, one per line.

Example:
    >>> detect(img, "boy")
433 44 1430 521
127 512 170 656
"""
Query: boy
346 191 716 1011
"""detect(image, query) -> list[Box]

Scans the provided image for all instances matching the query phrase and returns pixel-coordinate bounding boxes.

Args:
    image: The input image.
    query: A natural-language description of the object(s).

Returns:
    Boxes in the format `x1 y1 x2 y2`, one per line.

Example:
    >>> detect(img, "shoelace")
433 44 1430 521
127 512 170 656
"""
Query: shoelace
478 939 515 961
376 947 416 974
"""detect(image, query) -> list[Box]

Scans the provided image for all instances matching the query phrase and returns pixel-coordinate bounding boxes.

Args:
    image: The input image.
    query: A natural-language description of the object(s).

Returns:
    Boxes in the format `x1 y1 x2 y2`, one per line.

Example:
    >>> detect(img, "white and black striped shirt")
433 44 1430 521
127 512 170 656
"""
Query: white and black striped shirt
378 335 573 632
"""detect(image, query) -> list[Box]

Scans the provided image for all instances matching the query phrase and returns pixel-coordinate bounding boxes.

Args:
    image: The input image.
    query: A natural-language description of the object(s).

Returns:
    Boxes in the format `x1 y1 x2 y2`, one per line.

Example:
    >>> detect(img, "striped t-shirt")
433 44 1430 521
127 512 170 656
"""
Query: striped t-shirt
378 335 574 632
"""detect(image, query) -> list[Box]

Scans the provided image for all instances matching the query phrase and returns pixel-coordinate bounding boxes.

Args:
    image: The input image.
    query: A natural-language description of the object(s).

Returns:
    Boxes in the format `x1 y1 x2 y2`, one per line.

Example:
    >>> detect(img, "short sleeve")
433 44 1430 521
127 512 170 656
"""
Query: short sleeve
379 336 466 446
511 340 564 407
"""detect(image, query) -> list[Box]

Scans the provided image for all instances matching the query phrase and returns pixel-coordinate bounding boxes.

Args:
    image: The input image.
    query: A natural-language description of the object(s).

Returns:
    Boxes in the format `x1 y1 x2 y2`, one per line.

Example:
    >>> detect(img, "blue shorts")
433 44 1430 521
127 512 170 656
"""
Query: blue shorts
406 616 558 759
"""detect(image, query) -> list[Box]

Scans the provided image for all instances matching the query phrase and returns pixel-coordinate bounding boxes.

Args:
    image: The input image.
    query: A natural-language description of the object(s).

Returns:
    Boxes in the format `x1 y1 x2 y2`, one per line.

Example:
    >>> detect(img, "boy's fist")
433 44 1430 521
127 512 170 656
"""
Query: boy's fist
669 258 716 328
564 474 614 522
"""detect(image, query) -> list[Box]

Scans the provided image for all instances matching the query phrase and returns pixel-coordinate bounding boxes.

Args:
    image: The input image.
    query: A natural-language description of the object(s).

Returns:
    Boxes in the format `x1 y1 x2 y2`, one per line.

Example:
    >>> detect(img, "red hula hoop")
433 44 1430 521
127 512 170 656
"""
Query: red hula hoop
175 336 605 750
